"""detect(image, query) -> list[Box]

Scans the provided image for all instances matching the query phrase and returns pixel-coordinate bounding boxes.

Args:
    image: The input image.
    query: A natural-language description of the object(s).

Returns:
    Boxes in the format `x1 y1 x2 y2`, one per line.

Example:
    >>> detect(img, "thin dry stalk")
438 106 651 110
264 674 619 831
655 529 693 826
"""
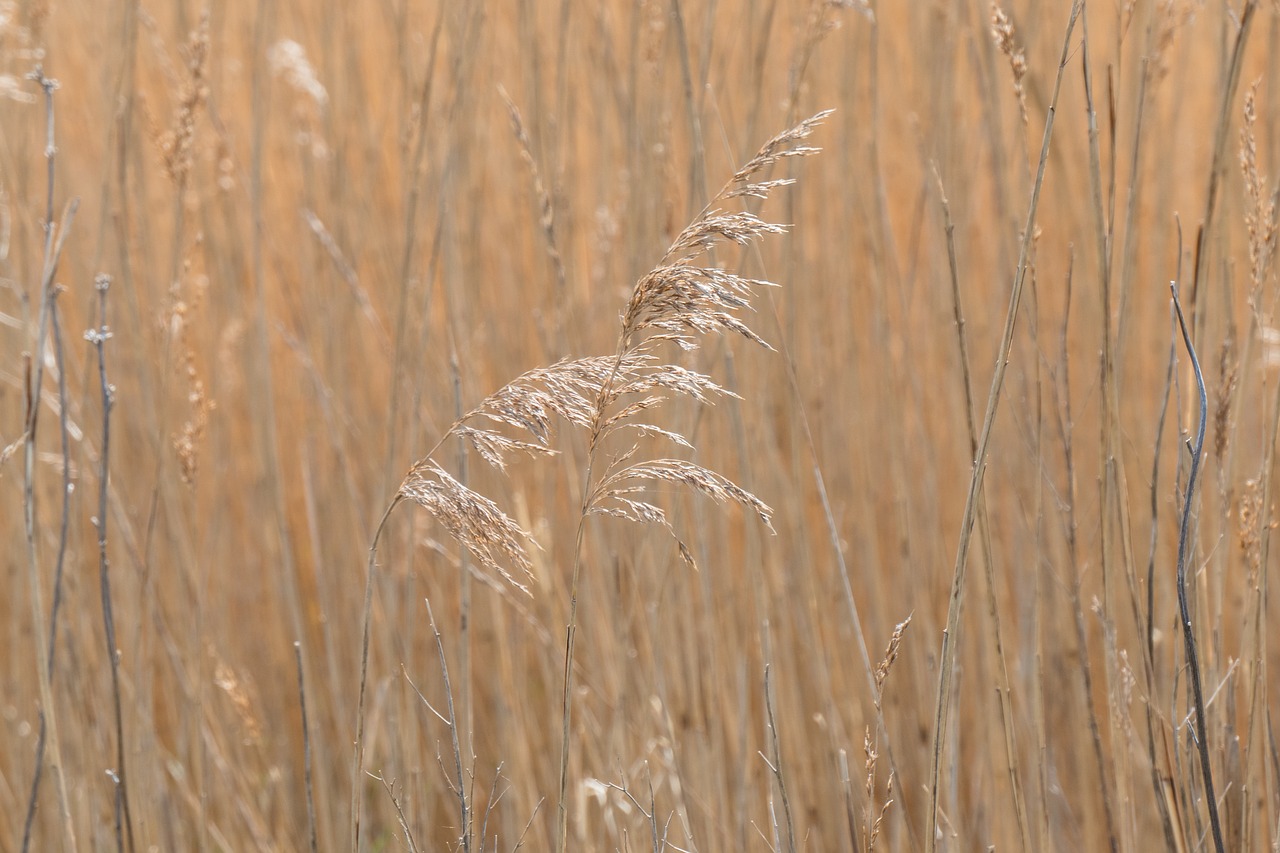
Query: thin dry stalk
1031 257 1054 852
21 66 78 853
380 0 446 504
21 282 72 853
785 0 872 125
87 275 136 853
1045 245 1126 850
925 6 1080 850
372 774 421 853
245 8 320 849
497 85 568 342
554 112 829 852
763 662 797 853
1143 301 1182 853
353 497 400 851
449 350 476 808
475 760 507 852
301 208 390 353
1081 10 1126 850
1170 283 1224 853
44 291 71 682
1190 0 1257 340
840 749 862 852
865 616 909 853
1238 74 1280 853
602 769 670 853
934 166 1030 852
294 642 319 853
426 596 471 852
765 289 912 833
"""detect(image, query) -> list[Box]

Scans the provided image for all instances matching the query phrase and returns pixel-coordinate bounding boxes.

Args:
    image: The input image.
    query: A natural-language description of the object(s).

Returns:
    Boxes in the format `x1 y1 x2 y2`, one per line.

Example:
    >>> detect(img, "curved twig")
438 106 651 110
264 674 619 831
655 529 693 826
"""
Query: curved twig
1170 282 1223 853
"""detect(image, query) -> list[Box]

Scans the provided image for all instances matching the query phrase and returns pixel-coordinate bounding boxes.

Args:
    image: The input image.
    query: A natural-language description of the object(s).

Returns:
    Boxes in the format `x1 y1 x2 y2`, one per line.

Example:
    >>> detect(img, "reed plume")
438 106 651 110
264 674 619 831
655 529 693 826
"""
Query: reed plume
351 109 830 851
383 109 829 589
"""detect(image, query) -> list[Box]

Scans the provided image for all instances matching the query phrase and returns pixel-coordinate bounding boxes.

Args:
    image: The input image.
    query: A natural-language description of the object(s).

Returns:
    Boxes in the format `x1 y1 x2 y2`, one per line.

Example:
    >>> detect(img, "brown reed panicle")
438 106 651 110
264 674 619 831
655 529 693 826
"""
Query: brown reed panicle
554 110 836 837
1239 477 1263 585
169 257 215 486
390 109 830 583
787 1 872 118
1214 331 1237 463
990 3 1028 126
1150 0 1199 84
1240 78 1278 297
866 615 910 853
498 85 566 299
158 9 210 187
391 354 620 590
577 111 832 544
357 111 830 849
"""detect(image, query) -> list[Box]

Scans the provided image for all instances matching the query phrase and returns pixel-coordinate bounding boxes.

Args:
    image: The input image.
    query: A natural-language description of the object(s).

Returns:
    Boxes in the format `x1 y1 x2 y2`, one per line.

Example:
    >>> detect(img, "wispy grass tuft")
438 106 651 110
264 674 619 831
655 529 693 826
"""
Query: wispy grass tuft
352 110 830 851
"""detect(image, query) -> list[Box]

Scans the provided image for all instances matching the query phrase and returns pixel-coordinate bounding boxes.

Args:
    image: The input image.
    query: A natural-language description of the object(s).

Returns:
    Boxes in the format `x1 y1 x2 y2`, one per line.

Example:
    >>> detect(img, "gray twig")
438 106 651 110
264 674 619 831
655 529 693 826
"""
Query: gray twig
1170 282 1223 853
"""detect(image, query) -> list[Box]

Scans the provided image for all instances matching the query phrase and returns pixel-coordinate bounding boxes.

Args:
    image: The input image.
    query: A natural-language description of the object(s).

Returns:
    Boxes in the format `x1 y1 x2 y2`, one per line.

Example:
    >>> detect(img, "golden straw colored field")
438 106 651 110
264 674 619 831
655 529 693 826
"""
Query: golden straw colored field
2 1 1279 850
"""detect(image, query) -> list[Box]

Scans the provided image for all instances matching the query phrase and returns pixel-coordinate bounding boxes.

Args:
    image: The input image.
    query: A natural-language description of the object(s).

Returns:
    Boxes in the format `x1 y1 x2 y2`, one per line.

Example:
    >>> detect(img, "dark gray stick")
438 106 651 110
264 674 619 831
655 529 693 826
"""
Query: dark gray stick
1170 282 1223 853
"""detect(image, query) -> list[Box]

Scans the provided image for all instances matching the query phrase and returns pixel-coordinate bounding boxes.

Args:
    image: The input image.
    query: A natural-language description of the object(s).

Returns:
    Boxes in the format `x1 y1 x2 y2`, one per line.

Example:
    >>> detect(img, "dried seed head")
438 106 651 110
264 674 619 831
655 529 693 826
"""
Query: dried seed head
990 3 1028 125
874 613 912 700
159 11 211 186
500 86 566 295
398 461 536 593
391 113 826 588
1240 478 1263 585
1214 332 1237 462
598 458 775 531
1241 79 1278 294
269 38 329 108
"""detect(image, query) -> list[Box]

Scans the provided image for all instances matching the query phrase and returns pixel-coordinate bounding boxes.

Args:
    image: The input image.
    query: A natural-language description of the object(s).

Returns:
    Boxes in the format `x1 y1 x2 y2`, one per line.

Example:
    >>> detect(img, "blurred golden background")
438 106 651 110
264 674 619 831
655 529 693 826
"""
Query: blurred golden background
2 1 1278 849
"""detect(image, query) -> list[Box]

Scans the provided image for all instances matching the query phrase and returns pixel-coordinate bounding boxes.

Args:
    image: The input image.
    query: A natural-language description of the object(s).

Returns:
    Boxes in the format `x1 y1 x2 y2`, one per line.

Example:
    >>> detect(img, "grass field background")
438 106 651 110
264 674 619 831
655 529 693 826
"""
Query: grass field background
3 1 1280 850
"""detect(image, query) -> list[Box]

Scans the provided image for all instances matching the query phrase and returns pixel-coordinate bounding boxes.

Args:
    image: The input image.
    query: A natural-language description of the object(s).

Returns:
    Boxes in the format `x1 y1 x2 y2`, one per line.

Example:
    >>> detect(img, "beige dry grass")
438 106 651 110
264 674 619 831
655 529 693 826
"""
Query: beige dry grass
3 1 1280 851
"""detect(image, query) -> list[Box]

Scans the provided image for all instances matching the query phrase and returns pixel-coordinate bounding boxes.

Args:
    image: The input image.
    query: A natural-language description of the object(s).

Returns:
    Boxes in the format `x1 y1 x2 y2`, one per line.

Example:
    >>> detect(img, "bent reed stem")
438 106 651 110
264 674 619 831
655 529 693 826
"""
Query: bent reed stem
1171 284 1223 853
925 5 1080 850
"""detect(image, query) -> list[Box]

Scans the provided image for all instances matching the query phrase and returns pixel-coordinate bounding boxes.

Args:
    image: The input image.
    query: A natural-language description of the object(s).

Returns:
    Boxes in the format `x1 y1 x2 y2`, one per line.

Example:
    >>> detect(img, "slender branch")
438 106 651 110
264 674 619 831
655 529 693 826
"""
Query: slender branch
555 347 626 853
1170 283 1223 853
351 495 401 851
1141 301 1179 847
21 284 75 853
88 274 135 853
925 5 1081 849
763 662 797 853
934 163 1031 852
294 642 318 853
1081 10 1123 849
426 597 470 852
1189 1 1257 337
45 290 73 680
372 774 421 853
21 65 79 853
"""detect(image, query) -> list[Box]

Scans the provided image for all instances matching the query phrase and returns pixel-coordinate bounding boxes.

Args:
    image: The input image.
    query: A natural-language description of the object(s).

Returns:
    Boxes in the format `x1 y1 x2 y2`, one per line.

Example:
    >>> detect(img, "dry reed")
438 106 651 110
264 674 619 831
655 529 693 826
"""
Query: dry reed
7 3 1280 850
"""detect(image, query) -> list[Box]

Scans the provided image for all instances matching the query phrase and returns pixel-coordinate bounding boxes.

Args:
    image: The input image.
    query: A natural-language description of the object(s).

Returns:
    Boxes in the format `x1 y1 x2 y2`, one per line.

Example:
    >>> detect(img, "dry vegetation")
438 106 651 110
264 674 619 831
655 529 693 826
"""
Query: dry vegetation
3 1 1280 851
